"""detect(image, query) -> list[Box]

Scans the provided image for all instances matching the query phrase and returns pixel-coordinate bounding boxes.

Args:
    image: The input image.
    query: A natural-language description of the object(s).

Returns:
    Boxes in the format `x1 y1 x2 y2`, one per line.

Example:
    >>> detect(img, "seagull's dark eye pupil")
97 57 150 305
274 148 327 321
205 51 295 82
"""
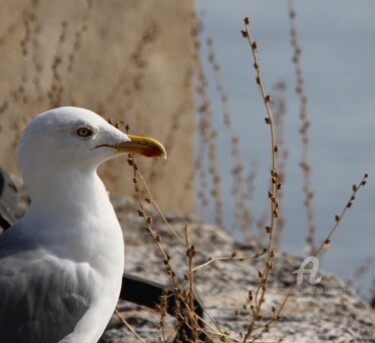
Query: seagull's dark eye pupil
77 127 93 137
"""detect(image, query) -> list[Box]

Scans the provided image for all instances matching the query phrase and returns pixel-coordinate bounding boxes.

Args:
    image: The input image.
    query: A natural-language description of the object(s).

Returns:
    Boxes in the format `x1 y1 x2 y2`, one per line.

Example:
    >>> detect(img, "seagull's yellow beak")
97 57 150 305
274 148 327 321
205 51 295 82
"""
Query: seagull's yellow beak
113 135 167 159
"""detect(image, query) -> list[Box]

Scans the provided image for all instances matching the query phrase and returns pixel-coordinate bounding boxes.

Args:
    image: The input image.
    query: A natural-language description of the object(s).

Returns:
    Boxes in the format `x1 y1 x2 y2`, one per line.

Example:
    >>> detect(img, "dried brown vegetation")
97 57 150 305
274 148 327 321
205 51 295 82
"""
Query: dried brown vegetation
0 1 371 342
116 11 369 343
287 0 318 255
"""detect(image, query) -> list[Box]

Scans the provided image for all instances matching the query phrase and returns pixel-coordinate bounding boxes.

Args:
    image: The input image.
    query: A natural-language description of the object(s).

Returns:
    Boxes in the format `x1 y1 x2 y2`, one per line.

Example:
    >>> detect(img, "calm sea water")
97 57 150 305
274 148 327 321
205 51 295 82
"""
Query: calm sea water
196 0 375 297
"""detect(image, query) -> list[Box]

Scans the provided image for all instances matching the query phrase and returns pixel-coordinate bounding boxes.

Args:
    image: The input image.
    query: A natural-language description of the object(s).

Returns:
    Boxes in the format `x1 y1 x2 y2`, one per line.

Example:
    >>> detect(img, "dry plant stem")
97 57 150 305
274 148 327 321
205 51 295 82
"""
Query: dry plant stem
287 0 317 254
157 291 168 343
271 82 288 249
129 156 205 341
184 225 199 342
268 173 369 334
245 176 369 343
206 38 251 236
48 21 68 107
135 168 185 245
346 256 373 290
184 225 194 308
29 3 43 103
104 22 159 105
192 18 224 227
192 255 247 272
19 9 32 107
0 8 26 46
130 156 180 289
130 153 247 341
190 16 210 212
148 102 187 184
196 153 209 212
313 174 368 256
130 158 185 339
115 307 146 343
242 17 280 343
67 0 93 74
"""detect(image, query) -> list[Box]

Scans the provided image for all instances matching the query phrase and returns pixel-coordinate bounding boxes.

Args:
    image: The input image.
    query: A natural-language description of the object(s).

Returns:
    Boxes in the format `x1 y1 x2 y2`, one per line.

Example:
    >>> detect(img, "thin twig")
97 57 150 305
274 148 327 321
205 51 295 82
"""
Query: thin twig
115 307 147 343
192 254 247 272
273 173 369 323
241 16 281 342
313 174 368 256
287 0 317 255
136 168 185 245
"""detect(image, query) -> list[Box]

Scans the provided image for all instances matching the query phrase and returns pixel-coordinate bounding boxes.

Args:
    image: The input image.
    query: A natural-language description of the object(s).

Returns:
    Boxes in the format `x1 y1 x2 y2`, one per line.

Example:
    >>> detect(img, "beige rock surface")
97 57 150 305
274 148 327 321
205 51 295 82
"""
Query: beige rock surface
0 0 195 214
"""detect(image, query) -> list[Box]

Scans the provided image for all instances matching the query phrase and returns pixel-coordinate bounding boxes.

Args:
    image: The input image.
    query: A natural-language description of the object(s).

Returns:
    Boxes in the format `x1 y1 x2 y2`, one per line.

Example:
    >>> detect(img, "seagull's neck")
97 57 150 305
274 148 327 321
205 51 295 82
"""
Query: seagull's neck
22 166 125 269
25 168 116 230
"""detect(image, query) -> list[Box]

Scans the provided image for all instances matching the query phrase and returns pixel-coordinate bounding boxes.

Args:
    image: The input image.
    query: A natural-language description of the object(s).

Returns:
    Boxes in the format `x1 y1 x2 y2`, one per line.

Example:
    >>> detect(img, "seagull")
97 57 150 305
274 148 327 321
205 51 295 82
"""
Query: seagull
0 106 166 343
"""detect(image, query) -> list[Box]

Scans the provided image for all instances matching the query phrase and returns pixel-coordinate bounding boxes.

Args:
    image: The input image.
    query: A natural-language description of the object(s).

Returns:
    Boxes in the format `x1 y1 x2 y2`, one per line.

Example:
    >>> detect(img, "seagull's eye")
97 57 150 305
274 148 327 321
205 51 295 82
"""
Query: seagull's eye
76 127 93 138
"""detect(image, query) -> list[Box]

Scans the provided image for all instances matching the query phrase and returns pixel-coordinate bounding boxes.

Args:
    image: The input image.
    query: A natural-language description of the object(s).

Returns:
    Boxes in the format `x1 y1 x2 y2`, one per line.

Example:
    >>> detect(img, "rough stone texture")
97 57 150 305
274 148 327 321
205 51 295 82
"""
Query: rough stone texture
0 0 195 214
99 197 375 343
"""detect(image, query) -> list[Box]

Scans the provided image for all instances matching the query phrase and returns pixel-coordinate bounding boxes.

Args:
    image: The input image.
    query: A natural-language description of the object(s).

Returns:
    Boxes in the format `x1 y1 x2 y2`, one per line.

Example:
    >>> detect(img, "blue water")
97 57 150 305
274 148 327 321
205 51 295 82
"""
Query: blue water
196 0 375 298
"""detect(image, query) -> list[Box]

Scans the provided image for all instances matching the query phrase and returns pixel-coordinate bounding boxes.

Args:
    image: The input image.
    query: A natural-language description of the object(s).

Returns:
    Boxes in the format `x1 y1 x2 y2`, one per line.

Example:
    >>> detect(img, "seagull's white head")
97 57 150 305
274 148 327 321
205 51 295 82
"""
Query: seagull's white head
18 106 166 197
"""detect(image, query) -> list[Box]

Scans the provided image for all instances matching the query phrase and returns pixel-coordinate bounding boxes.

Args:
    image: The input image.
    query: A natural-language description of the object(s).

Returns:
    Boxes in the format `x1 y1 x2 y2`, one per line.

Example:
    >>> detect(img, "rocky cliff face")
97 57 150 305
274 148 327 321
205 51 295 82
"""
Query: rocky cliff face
100 197 375 343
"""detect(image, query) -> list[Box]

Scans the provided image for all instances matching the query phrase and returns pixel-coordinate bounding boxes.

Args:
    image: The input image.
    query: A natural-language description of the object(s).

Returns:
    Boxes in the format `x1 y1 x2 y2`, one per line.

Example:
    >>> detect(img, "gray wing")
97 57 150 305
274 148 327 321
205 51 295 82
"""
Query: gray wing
0 225 91 343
